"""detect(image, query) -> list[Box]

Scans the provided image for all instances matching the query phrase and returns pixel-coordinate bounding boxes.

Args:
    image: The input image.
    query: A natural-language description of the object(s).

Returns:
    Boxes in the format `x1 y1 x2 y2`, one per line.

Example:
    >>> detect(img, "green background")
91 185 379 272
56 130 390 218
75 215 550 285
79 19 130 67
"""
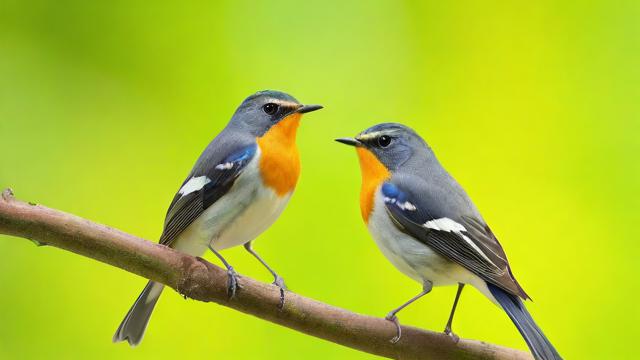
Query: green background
1 1 638 359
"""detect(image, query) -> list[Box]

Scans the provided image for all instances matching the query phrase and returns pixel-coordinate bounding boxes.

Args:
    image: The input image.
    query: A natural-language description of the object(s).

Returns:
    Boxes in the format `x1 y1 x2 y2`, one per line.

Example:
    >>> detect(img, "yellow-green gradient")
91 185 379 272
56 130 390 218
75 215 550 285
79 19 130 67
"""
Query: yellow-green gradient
1 1 638 359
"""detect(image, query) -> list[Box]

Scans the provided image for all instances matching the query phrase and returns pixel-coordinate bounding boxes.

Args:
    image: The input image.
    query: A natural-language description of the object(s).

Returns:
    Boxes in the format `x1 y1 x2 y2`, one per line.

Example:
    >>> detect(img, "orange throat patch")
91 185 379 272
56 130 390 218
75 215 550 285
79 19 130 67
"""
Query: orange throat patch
356 147 391 223
256 113 302 196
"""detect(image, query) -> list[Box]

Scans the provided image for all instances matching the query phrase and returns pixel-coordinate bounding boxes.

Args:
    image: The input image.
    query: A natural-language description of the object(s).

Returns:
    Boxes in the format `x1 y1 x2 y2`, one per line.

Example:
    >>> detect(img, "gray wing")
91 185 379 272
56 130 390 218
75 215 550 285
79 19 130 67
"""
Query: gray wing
159 140 257 246
382 175 529 299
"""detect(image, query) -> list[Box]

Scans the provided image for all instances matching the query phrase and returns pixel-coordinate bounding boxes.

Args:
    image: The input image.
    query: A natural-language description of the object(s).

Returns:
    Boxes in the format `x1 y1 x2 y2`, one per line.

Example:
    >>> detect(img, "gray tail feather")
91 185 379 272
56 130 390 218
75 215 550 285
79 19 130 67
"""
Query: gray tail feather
113 281 164 346
488 283 562 360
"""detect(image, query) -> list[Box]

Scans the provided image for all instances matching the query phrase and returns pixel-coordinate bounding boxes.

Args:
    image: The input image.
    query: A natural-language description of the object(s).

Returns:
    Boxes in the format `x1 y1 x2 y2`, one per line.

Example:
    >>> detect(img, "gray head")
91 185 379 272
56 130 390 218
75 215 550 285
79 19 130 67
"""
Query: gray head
336 123 434 172
229 90 322 137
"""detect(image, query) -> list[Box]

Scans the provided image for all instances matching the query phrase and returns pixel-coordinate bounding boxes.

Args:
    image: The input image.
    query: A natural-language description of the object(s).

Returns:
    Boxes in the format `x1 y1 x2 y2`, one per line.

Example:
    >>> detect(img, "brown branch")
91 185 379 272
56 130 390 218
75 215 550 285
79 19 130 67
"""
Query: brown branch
0 188 531 360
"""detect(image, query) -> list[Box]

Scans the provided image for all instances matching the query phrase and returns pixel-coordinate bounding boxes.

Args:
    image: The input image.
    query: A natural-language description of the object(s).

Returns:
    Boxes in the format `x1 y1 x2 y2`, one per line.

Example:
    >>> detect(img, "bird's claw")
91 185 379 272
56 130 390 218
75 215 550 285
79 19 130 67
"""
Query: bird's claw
226 267 240 299
444 327 460 343
273 275 287 290
385 313 402 344
273 275 287 310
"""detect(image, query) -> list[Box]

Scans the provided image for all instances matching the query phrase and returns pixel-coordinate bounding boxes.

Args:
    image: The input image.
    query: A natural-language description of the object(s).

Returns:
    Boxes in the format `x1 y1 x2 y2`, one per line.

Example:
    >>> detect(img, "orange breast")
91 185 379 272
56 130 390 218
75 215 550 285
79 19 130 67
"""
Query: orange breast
356 147 391 223
256 113 302 196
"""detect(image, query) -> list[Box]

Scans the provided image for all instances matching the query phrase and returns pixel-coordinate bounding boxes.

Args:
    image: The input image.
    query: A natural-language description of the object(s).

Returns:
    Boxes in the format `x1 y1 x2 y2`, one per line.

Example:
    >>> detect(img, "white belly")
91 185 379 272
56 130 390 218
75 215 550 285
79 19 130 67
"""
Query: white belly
213 184 290 251
172 152 291 255
367 188 491 298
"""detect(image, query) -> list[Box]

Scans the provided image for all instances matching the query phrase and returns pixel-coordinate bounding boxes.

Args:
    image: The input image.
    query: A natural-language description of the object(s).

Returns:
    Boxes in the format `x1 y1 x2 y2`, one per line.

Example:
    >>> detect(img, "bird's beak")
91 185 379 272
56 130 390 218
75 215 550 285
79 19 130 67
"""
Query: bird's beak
296 104 323 114
335 137 362 147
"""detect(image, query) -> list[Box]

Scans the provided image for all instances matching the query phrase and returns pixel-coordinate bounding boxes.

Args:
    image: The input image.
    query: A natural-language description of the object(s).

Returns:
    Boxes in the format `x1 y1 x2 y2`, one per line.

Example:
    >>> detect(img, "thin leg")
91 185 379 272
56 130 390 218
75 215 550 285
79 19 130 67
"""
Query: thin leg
244 242 286 309
385 280 433 344
208 245 239 299
444 283 465 341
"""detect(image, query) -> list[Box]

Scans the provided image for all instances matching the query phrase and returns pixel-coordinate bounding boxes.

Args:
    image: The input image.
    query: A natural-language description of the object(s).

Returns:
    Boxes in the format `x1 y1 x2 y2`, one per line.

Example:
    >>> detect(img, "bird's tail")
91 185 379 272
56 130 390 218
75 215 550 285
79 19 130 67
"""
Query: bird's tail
113 281 165 346
488 283 562 360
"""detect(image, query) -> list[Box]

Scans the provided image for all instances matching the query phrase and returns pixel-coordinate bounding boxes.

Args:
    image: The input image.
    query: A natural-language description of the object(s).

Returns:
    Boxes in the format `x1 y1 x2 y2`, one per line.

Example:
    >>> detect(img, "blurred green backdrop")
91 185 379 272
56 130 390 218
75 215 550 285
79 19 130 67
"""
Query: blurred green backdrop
1 1 639 359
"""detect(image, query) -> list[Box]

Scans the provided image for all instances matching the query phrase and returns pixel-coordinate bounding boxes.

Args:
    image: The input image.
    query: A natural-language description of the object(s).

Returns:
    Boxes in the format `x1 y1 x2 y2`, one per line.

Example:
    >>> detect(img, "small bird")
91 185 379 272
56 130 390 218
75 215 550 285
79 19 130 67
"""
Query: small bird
337 123 561 360
113 90 322 346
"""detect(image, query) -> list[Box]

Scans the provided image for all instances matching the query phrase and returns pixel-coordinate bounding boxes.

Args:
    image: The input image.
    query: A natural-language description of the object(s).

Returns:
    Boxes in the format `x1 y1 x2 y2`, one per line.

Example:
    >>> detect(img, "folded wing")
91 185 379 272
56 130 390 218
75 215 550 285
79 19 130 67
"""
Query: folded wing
159 144 257 246
381 179 529 299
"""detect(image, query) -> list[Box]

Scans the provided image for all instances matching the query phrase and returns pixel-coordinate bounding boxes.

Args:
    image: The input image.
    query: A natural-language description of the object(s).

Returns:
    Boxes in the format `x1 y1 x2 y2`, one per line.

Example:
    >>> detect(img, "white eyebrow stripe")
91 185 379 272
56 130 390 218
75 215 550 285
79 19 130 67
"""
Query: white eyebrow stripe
264 99 300 108
356 129 403 142
424 217 498 267
357 131 385 141
178 176 211 196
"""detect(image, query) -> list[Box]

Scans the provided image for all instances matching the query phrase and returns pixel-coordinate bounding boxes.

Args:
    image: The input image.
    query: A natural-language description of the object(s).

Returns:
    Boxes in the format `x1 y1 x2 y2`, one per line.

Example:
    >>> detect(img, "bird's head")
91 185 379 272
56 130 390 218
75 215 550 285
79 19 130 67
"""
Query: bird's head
336 123 430 174
231 90 322 140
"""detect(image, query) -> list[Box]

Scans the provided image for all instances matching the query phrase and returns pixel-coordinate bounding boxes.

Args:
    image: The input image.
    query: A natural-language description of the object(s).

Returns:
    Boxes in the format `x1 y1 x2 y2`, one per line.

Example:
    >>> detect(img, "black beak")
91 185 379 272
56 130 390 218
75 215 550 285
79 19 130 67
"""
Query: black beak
335 137 361 147
296 104 323 114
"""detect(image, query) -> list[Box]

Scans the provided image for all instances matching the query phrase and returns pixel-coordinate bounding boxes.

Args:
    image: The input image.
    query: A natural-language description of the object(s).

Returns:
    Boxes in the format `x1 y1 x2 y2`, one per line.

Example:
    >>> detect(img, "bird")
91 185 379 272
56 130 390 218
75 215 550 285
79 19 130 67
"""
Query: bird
113 90 322 346
336 123 561 360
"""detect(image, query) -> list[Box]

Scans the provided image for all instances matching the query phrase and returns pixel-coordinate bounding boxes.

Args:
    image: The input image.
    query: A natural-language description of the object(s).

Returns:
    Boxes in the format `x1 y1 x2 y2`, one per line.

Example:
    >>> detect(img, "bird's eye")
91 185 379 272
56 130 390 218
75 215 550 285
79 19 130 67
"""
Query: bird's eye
377 135 392 147
263 103 279 115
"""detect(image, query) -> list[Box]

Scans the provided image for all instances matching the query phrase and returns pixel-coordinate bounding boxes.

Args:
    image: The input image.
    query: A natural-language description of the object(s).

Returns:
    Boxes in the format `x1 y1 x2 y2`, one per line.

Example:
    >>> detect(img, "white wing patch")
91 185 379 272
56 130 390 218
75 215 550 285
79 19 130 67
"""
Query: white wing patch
215 162 234 170
383 197 417 211
424 217 497 267
424 218 466 232
179 176 211 196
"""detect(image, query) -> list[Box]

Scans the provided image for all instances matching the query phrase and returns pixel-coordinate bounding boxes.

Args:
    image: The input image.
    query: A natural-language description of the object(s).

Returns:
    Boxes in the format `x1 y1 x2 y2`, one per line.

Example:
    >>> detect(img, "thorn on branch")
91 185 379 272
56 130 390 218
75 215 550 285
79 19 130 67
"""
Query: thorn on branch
30 239 47 247
2 188 15 201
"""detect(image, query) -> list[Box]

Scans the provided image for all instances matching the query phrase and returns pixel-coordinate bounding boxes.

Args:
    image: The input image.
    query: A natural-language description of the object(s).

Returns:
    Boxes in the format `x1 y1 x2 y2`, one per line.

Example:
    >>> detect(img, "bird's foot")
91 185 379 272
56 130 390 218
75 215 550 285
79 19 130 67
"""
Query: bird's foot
444 327 460 343
272 275 287 310
385 313 402 344
226 266 240 299
273 275 287 290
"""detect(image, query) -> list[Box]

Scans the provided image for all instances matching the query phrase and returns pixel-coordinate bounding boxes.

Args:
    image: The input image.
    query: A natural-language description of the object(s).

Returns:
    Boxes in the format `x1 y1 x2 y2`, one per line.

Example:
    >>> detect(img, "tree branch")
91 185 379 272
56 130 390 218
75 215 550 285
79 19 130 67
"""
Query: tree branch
0 188 531 360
